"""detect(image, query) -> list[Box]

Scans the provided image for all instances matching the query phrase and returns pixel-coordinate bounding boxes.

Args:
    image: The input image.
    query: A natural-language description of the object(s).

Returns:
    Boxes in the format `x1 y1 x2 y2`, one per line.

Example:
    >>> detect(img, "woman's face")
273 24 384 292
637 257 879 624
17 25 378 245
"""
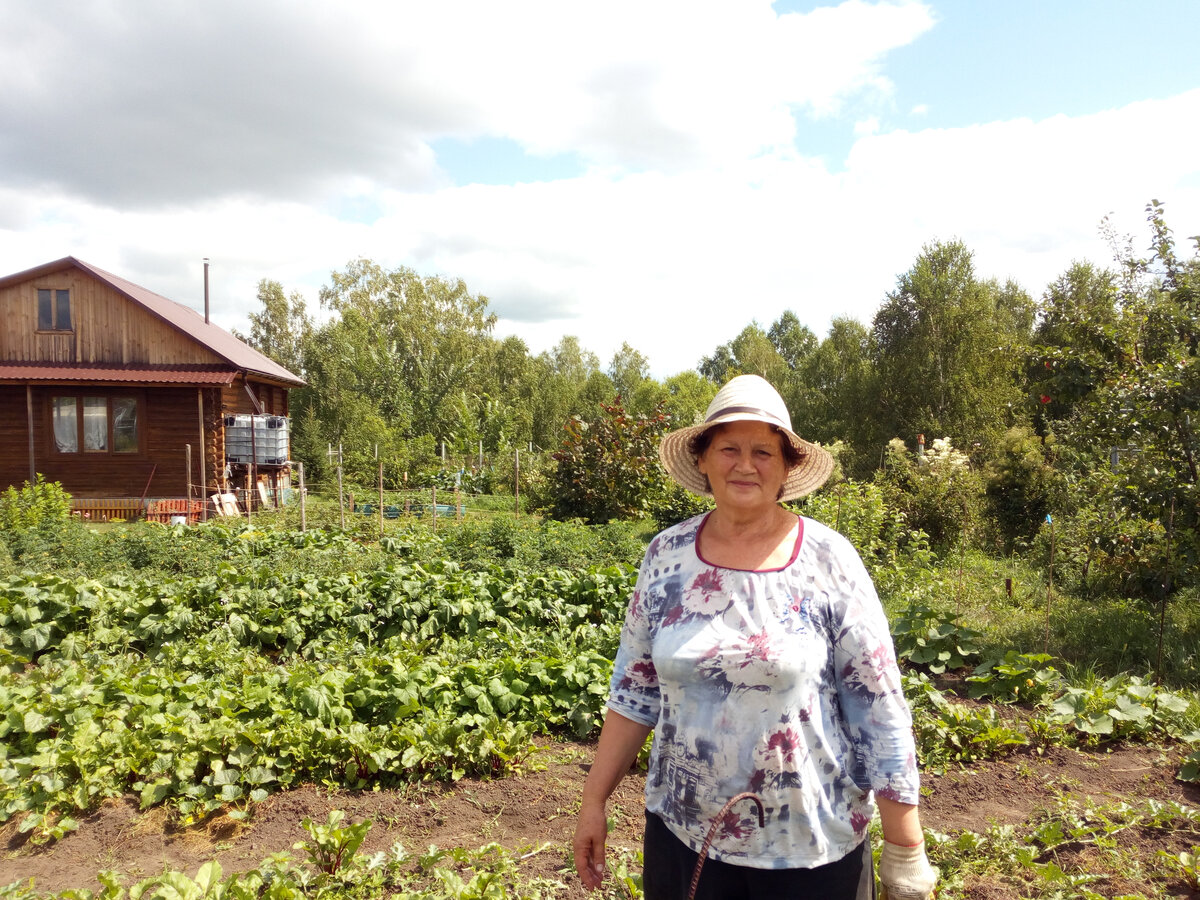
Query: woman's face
697 420 790 514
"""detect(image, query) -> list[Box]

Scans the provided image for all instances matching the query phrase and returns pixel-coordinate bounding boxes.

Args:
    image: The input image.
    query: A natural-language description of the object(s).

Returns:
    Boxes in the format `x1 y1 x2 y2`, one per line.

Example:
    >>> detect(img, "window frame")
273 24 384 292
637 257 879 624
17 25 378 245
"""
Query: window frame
47 392 144 456
36 288 73 333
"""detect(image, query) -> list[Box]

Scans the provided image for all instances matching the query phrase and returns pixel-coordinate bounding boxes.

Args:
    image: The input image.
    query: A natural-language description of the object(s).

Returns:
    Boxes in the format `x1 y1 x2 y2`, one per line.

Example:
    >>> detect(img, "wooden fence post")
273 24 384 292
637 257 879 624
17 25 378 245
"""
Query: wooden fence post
1044 515 1055 654
337 443 345 531
298 461 307 532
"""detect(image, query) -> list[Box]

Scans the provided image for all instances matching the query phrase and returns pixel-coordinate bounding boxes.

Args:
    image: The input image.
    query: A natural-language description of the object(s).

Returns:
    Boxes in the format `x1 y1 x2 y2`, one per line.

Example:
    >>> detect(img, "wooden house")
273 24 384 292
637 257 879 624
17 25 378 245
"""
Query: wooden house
0 257 305 519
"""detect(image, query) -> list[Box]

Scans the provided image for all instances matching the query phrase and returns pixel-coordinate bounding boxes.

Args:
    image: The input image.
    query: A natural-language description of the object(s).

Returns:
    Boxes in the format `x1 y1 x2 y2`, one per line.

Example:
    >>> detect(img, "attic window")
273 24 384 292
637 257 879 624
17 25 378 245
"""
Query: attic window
38 289 72 331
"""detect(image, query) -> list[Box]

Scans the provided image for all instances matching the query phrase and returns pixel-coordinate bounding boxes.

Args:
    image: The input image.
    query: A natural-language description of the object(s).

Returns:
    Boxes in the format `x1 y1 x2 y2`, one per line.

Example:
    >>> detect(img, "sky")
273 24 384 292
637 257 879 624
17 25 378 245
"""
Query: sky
3 0 1199 378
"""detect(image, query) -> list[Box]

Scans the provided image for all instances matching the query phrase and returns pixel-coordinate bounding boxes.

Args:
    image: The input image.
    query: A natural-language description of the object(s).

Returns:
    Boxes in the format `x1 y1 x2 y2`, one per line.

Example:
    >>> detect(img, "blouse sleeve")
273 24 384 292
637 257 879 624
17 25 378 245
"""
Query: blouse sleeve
826 536 921 805
605 546 661 728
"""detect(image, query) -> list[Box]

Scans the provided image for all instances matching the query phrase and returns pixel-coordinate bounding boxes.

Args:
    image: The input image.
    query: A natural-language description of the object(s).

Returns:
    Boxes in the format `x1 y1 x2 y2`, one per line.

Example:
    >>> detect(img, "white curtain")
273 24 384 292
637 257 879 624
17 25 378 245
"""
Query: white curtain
83 397 107 451
53 397 78 452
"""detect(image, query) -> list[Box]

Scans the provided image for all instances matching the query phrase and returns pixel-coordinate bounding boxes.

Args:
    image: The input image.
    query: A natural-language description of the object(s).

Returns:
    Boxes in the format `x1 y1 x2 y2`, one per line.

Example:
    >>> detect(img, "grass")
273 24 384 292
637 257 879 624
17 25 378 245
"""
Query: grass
880 549 1200 690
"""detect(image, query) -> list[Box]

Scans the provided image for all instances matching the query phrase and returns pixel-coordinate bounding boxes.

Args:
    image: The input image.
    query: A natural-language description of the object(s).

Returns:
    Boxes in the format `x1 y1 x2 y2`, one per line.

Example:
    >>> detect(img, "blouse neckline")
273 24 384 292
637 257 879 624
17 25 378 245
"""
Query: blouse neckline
694 511 804 573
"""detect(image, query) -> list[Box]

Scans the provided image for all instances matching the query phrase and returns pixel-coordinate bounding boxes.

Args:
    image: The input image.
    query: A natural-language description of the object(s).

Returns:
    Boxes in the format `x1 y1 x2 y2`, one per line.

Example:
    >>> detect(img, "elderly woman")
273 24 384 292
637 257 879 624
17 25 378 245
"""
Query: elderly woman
573 375 936 899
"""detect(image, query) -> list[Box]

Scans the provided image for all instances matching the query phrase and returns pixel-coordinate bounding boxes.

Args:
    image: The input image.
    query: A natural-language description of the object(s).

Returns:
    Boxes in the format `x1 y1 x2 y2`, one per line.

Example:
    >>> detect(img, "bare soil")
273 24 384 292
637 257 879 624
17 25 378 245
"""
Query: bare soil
2 740 1198 898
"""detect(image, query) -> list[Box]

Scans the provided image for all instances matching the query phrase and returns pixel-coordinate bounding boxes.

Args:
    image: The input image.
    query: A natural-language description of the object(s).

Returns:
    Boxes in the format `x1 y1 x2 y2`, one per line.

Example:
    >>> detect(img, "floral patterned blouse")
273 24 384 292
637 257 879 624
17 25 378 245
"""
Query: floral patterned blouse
607 512 920 870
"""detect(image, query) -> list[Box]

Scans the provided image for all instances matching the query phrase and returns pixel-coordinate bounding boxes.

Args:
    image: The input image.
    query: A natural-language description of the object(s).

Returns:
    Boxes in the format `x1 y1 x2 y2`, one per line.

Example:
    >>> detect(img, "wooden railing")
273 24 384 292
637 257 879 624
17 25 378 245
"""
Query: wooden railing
70 498 145 522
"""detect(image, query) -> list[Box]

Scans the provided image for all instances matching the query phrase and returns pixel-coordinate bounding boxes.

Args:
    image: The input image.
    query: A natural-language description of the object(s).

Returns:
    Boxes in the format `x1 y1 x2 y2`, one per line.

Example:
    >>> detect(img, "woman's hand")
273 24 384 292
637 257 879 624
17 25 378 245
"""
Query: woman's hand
572 712 653 891
877 839 938 899
573 800 609 890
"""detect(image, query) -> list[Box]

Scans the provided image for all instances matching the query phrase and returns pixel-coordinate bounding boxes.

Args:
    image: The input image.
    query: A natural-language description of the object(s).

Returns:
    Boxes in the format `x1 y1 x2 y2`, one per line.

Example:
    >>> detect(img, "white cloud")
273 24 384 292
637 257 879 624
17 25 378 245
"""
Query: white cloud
854 117 882 136
0 0 936 206
1 2 1197 380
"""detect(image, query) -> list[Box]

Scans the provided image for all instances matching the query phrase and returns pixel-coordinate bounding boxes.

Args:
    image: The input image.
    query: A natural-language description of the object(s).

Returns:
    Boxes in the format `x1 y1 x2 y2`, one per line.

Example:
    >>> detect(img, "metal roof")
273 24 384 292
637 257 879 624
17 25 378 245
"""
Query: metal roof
0 363 237 386
0 257 305 386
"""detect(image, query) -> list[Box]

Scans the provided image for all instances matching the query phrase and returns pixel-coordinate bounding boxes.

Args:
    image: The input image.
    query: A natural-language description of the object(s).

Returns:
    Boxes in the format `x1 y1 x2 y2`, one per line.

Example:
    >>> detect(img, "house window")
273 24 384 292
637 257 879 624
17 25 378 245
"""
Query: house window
51 395 140 454
38 289 72 331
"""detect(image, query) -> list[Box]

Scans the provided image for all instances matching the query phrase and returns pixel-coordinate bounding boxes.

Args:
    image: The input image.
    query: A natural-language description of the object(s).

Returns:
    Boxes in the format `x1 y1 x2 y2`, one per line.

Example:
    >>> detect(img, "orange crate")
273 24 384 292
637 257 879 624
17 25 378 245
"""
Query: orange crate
146 499 208 524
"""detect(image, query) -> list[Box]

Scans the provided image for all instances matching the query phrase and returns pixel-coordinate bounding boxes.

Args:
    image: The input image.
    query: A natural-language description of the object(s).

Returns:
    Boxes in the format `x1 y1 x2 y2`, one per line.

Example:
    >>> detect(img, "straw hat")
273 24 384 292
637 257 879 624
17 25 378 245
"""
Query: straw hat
658 374 833 501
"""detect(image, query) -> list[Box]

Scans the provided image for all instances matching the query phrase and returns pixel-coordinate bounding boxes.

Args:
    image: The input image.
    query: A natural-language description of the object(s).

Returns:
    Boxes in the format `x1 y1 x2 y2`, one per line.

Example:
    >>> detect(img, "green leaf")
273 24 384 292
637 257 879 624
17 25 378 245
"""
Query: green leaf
1078 713 1114 735
245 766 277 785
140 779 173 809
20 623 54 651
211 767 241 786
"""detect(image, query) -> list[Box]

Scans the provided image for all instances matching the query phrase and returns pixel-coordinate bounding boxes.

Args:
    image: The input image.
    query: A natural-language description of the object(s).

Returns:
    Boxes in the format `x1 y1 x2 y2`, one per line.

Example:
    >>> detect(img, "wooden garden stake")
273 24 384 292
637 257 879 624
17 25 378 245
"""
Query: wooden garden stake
1157 497 1175 686
1044 514 1055 655
249 414 257 518
298 461 307 532
337 443 345 531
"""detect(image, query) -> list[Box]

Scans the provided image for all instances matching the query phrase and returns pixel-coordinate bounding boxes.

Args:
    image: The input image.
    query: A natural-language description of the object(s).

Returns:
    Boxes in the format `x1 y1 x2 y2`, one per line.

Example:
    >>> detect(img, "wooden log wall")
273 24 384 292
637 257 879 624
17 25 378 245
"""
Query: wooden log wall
202 387 224 495
0 270 222 366
0 387 31 489
0 386 203 499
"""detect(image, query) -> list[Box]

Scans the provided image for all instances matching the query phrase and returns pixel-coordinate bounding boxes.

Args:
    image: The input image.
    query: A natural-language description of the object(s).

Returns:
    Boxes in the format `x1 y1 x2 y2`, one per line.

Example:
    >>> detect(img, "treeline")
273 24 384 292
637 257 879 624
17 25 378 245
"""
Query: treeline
243 202 1200 593
243 258 716 490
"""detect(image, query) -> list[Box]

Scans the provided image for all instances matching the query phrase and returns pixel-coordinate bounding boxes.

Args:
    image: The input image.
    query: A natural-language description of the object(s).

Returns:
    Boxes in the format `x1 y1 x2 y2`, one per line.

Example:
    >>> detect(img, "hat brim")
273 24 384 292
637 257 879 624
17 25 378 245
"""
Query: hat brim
658 413 834 502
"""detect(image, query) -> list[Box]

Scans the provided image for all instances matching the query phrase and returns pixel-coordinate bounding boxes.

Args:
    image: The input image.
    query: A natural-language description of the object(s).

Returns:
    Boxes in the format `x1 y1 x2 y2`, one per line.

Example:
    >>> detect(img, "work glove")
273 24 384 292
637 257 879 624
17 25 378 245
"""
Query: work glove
878 839 938 900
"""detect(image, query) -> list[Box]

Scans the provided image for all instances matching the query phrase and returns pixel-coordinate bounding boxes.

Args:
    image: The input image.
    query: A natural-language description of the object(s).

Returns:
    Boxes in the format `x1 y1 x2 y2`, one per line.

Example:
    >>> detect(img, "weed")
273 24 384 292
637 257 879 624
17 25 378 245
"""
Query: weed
1156 848 1200 891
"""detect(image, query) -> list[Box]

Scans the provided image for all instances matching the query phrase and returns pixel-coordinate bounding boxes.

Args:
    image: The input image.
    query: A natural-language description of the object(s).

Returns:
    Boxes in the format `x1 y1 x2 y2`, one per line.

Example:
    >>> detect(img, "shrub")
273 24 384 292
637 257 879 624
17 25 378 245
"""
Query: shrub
490 448 553 513
984 426 1061 550
548 400 670 523
0 475 72 533
647 480 713 530
797 480 912 570
1034 478 1175 601
876 437 984 552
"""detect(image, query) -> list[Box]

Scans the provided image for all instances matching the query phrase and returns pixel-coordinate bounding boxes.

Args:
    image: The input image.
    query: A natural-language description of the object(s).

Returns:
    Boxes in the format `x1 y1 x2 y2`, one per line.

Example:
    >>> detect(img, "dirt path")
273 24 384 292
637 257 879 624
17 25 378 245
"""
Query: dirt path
2 741 1198 898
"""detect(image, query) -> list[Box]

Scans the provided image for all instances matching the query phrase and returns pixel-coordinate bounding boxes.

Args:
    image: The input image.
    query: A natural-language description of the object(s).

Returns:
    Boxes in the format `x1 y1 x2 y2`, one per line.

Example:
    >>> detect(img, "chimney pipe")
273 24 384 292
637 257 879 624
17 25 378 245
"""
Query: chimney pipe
203 258 210 324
